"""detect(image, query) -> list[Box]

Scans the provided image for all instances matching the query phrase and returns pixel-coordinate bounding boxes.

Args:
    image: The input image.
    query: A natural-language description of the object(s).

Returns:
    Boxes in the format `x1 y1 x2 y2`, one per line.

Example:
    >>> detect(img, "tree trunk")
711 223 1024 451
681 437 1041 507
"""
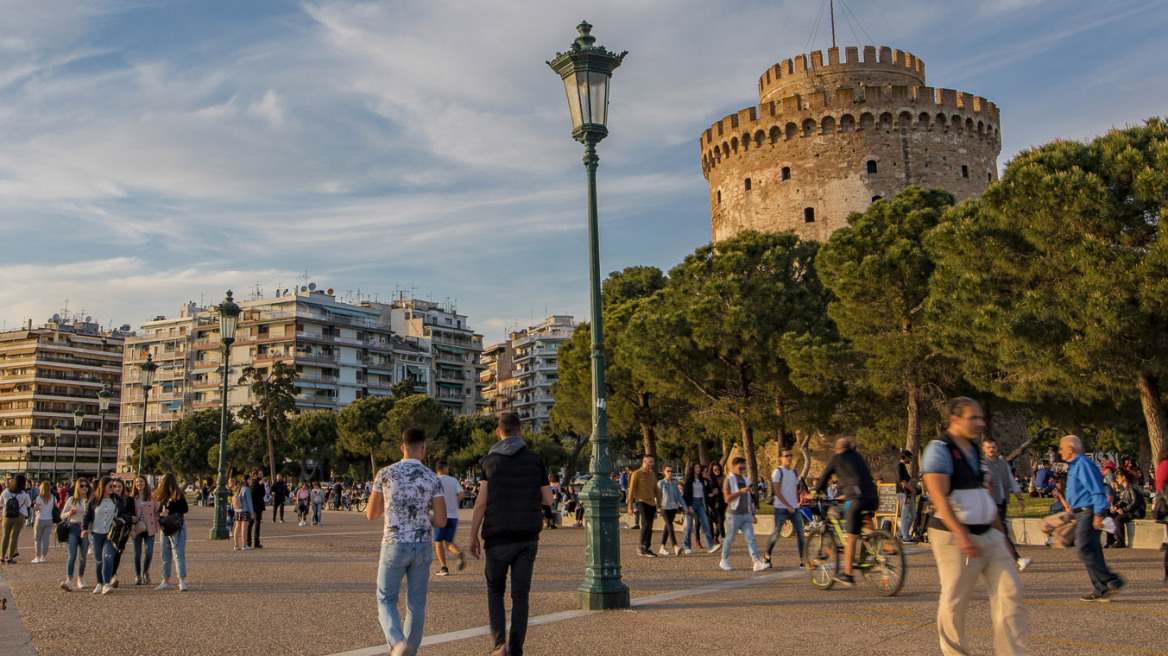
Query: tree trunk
797 430 813 479
265 413 277 484
1137 373 1167 475
564 433 588 481
774 397 793 448
369 449 377 476
738 413 759 485
637 391 656 458
698 440 711 466
905 382 922 477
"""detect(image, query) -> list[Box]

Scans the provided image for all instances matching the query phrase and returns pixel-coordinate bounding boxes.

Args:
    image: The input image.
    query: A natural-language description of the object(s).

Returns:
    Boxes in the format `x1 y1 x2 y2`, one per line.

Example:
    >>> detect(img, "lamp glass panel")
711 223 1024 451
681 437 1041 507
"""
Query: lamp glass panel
54 425 62 439
576 71 593 125
221 313 239 341
142 365 156 387
99 394 111 412
563 74 584 131
74 410 83 427
587 71 609 127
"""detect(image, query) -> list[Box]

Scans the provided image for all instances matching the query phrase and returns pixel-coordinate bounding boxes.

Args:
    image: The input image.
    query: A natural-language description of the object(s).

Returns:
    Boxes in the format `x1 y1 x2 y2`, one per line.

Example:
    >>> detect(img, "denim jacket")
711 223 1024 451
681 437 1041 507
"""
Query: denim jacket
658 479 688 512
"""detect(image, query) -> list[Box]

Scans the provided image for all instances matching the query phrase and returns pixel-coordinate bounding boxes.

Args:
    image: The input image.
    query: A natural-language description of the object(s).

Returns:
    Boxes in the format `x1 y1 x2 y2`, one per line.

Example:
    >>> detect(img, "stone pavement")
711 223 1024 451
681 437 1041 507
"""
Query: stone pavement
0 506 1164 656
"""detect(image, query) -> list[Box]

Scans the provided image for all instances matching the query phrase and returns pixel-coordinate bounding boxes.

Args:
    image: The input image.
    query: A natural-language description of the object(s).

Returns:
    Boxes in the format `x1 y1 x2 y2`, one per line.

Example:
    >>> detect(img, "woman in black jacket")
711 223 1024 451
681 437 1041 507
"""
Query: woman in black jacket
706 462 727 544
81 477 133 595
1108 469 1143 549
153 473 190 591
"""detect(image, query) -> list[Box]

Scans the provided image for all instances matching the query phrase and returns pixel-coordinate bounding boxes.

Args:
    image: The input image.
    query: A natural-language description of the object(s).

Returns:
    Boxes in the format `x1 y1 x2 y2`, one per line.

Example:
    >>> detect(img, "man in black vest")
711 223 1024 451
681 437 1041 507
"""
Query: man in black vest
469 413 552 656
249 470 266 549
922 397 1028 656
271 474 289 523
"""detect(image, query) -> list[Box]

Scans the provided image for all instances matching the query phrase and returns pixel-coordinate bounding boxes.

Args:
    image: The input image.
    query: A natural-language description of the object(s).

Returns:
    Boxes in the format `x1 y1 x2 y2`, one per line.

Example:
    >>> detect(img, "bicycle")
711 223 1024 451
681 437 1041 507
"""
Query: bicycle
803 497 907 597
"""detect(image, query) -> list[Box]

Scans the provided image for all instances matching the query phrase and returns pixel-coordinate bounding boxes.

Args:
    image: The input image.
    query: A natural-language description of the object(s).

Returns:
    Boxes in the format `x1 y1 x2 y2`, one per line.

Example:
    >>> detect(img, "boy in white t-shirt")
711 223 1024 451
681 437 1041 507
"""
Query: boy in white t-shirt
433 460 465 576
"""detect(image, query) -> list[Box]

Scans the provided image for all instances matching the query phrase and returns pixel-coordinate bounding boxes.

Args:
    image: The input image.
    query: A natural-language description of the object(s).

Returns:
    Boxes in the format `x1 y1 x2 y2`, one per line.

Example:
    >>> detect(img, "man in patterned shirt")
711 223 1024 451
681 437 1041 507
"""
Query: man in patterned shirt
366 427 447 656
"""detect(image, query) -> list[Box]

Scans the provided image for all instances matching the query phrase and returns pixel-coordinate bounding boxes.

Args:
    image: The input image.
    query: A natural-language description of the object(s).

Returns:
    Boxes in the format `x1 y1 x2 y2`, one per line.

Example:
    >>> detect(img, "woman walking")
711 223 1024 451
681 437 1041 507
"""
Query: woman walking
310 481 325 526
683 463 718 554
82 476 132 595
233 477 253 550
706 462 727 545
657 464 687 555
130 476 159 585
295 481 311 526
154 473 190 591
31 481 56 563
60 478 92 590
1 474 31 563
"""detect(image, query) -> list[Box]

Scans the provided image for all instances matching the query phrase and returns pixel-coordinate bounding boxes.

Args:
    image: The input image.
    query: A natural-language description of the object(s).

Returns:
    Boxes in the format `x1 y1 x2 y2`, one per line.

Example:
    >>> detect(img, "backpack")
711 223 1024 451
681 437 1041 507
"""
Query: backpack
3 494 20 518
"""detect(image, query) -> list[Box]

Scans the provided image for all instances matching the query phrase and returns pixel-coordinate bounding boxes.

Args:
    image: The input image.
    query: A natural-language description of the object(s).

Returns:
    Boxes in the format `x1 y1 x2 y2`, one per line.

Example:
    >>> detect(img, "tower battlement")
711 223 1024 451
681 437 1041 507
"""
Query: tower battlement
759 46 924 103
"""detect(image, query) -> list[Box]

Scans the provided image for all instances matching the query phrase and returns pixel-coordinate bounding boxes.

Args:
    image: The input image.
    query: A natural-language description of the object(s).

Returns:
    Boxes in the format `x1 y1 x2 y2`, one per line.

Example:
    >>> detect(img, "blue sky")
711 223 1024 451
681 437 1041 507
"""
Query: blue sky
1 0 1165 342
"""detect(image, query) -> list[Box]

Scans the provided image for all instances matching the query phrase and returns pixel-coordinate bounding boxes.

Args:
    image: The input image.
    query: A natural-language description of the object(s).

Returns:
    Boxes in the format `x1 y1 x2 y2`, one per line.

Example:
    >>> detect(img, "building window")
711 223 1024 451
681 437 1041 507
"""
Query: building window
716 190 721 203
803 207 815 223
871 195 882 202
987 171 993 182
744 178 751 191
867 160 878 174
962 165 969 179
781 167 791 181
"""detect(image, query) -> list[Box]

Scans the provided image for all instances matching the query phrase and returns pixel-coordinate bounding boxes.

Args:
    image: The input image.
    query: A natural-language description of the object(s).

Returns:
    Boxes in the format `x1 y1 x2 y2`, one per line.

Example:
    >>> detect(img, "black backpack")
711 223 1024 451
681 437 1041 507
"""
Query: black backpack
3 495 20 518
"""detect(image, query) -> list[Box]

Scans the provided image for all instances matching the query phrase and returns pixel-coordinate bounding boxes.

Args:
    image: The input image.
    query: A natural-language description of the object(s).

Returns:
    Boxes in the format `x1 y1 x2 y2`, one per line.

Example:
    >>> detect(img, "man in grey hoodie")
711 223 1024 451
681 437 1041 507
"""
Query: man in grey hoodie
469 413 553 656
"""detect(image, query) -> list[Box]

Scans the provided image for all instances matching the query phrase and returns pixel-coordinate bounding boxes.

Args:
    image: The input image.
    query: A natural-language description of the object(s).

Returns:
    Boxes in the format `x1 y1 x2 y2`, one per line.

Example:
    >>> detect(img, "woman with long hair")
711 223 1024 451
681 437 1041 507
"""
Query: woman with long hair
1 474 31 563
60 477 92 590
82 476 132 595
31 481 56 563
683 462 717 553
706 462 727 544
130 476 159 585
232 477 253 550
153 472 190 591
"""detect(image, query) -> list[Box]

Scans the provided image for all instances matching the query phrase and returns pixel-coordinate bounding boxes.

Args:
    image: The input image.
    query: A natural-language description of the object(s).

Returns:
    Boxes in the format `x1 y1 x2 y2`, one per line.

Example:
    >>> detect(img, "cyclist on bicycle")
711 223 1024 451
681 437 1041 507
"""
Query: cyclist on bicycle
812 438 879 586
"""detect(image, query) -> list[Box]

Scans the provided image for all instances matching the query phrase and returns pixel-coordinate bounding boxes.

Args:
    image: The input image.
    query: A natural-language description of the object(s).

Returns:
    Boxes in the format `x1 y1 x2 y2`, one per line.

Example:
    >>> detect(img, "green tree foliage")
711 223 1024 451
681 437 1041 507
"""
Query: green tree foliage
209 422 265 478
927 118 1168 469
625 231 833 483
237 361 299 481
336 395 397 473
286 411 337 481
127 429 168 477
441 414 498 465
390 379 421 401
380 394 450 466
814 187 962 472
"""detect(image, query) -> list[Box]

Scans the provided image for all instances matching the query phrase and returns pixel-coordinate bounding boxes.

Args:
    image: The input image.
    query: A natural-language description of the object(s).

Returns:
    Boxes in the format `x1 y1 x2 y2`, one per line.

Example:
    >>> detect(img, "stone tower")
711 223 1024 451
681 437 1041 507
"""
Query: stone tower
700 46 1001 243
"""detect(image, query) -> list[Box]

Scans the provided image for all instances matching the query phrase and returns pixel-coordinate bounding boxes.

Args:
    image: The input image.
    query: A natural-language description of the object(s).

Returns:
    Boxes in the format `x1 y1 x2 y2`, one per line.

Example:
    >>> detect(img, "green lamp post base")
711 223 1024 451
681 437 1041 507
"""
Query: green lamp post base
578 586 630 611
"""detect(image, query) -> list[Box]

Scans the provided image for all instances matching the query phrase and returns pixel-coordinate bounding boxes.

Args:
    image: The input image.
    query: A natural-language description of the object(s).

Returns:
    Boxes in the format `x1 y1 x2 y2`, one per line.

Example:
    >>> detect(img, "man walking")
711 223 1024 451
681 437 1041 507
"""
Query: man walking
983 437 1031 571
433 460 465 576
720 457 769 572
764 449 803 568
270 474 289 523
922 397 1028 656
896 450 917 544
366 428 446 656
627 455 660 557
1061 434 1125 601
248 470 265 549
469 413 552 656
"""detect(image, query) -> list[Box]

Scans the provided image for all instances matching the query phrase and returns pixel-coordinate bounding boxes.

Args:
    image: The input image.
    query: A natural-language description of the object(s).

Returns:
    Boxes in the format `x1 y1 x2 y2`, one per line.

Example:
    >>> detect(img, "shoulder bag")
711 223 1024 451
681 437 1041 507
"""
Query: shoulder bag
159 504 185 536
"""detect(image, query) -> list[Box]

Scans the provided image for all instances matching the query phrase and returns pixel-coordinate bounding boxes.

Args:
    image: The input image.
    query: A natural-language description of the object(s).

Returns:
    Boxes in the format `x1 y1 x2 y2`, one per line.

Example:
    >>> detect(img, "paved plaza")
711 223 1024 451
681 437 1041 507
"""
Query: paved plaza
1 505 1165 656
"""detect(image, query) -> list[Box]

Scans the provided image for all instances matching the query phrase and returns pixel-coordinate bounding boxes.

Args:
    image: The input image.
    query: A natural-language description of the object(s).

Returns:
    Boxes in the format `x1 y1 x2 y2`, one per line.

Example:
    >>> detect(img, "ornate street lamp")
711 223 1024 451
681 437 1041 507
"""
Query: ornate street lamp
210 290 240 540
96 385 112 477
53 421 64 482
548 21 629 611
70 405 84 481
137 353 158 477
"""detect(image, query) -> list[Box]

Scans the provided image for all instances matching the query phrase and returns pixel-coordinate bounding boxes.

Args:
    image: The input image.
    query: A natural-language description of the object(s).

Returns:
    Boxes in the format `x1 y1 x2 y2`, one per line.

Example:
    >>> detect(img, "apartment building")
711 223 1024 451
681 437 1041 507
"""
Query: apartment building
0 319 124 479
480 341 515 414
481 315 574 432
384 298 485 417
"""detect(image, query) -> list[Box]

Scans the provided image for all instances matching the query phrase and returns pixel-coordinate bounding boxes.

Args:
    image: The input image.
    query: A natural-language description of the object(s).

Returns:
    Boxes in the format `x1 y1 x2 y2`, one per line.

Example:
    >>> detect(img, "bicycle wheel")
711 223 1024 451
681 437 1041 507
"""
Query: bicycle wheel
356 498 367 512
861 529 906 597
780 520 794 538
804 527 838 590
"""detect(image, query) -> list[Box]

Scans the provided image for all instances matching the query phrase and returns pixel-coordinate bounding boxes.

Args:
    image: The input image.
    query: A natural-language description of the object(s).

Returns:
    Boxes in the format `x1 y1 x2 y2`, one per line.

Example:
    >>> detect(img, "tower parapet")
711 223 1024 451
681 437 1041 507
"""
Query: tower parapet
701 45 1001 243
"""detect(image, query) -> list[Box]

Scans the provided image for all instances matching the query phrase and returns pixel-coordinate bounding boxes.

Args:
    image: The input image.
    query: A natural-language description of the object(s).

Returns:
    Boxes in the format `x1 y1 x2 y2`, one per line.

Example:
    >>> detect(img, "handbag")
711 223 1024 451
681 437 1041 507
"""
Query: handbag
1154 488 1168 524
159 512 184 536
56 520 71 543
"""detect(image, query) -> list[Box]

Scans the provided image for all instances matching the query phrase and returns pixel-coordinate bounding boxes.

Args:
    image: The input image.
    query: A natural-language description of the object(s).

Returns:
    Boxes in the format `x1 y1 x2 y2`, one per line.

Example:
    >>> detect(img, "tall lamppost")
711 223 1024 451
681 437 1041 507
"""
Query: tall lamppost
70 405 84 481
548 21 629 611
53 421 64 482
37 435 45 480
210 291 240 540
137 353 158 477
96 385 112 477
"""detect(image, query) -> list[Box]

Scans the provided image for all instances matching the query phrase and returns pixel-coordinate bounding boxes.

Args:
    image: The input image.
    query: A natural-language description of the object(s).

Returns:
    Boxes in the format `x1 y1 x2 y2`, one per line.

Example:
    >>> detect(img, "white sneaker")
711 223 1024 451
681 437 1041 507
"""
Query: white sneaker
243 546 253 550
101 584 113 595
76 579 86 589
179 580 188 592
753 560 771 572
707 543 722 554
658 546 670 556
60 580 73 592
719 559 733 571
1016 557 1033 572
674 545 681 556
92 585 102 595
156 581 171 590
683 548 693 554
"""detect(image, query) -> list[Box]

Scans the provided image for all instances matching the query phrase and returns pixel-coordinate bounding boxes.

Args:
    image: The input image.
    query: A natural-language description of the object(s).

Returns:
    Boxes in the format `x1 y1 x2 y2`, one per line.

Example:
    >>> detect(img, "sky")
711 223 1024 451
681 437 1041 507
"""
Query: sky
1 0 1165 343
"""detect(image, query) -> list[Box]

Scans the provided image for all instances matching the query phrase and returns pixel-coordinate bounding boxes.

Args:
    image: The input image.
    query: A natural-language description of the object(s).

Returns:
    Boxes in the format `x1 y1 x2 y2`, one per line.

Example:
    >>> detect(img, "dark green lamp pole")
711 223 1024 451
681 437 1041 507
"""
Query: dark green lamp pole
210 291 240 540
70 405 84 481
36 435 45 481
137 353 158 477
96 385 112 477
53 421 64 482
548 21 629 611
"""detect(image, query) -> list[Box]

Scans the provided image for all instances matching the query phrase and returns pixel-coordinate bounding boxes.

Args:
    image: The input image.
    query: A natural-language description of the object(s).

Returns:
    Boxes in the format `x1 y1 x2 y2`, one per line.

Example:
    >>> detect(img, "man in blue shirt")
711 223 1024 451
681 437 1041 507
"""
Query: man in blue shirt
1059 435 1124 602
1033 462 1055 496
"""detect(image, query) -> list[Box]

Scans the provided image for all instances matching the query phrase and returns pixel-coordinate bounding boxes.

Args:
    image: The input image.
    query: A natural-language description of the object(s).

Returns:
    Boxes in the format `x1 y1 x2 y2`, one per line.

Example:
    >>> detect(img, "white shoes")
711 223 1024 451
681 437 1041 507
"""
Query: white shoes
683 548 693 554
719 559 733 571
92 585 102 595
76 579 86 589
1016 557 1033 572
179 580 189 592
60 580 73 592
707 543 722 554
156 581 171 590
658 546 670 556
101 584 113 595
752 560 772 572
673 545 682 556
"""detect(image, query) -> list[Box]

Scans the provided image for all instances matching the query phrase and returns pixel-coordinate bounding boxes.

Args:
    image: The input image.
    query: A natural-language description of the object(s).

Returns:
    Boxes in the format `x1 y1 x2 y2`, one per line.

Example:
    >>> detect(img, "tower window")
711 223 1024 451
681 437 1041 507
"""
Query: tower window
781 167 791 181
871 195 882 202
987 171 993 182
744 178 752 191
867 160 878 174
716 190 721 203
803 207 815 223
961 165 969 179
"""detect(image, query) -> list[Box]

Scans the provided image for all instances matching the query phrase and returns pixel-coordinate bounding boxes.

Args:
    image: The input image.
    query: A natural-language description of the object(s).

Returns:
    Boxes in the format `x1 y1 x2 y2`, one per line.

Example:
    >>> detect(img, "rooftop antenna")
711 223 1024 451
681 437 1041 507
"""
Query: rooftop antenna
830 0 836 48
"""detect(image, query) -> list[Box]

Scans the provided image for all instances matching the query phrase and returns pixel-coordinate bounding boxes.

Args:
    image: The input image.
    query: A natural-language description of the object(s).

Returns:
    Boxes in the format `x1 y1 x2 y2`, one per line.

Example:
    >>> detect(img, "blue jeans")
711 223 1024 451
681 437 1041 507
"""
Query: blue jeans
721 512 760 561
898 493 916 541
134 533 155 577
312 501 323 524
765 506 804 562
90 532 117 586
160 524 187 579
684 498 714 550
1073 509 1120 595
66 523 88 579
376 541 433 651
